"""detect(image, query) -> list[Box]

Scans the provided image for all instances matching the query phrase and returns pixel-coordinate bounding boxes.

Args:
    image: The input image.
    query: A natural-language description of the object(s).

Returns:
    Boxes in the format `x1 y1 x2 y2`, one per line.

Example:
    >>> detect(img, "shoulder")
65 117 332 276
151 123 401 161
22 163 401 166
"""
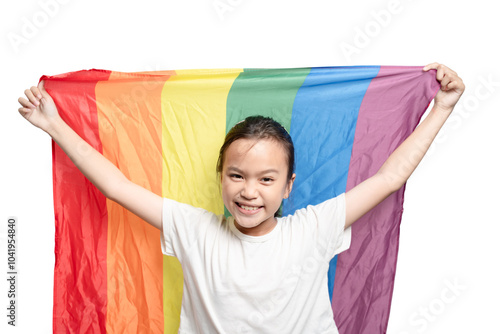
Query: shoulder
284 193 346 225
161 198 229 258
280 193 349 259
162 198 224 228
162 197 217 218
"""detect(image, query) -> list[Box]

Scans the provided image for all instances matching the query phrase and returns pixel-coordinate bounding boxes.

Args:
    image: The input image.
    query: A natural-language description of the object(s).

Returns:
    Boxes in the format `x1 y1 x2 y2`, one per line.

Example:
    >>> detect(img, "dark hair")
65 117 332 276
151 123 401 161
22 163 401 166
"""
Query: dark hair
216 116 295 182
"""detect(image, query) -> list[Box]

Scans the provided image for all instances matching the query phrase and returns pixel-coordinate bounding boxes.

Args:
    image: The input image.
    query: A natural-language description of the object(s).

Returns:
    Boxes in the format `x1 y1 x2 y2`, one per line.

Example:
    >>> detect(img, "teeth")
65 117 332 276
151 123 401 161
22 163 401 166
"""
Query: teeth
240 204 259 211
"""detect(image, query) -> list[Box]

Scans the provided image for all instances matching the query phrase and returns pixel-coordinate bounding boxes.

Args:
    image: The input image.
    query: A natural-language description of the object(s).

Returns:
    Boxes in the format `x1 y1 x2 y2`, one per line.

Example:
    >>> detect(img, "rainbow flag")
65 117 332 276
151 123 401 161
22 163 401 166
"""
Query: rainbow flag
42 66 439 333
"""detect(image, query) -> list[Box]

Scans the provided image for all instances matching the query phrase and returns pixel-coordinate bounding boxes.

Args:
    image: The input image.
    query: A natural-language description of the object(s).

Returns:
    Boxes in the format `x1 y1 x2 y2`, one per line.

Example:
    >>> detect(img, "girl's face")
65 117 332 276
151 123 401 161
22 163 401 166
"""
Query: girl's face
221 138 295 236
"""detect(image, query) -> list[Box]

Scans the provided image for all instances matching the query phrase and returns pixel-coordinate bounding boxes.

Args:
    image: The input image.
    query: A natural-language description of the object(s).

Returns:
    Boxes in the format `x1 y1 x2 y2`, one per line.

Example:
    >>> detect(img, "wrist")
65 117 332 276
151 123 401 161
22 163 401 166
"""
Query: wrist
431 104 454 118
45 116 66 138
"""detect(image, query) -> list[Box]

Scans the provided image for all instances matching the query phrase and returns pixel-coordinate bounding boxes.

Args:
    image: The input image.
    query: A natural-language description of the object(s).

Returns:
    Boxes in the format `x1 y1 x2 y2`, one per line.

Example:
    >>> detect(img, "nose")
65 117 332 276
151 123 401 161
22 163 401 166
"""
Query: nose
240 180 258 199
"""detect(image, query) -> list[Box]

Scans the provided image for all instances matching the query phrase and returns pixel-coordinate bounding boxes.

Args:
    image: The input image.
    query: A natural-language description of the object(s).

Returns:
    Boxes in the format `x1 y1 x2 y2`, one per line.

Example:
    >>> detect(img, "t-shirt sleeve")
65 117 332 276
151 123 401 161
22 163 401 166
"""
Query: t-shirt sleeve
307 193 351 260
161 198 218 260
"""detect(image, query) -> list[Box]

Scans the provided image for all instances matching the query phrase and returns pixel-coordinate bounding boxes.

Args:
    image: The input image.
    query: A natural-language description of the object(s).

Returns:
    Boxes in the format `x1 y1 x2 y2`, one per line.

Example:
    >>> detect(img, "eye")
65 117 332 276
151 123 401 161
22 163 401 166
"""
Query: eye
261 177 274 183
229 174 243 180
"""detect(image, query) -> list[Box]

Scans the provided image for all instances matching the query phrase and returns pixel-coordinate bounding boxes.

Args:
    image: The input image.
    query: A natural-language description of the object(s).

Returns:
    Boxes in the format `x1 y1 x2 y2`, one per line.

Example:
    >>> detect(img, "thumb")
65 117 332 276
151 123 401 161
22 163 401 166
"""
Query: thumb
38 80 54 103
38 80 46 94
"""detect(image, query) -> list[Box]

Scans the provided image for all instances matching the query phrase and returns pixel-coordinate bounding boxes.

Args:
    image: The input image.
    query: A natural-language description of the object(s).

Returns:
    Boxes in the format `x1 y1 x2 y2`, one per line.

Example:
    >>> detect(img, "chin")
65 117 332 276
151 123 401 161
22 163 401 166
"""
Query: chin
233 215 261 228
236 220 262 229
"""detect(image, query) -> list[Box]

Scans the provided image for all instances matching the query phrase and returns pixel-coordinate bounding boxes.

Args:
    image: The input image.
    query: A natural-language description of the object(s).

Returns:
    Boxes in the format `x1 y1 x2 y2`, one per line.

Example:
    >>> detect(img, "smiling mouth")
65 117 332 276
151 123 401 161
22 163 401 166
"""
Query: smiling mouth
236 202 263 211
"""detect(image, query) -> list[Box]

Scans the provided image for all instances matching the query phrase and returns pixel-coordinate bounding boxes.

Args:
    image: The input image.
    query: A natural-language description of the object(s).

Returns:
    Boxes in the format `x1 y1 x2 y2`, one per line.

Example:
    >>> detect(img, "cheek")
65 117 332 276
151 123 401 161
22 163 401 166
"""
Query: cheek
220 179 233 200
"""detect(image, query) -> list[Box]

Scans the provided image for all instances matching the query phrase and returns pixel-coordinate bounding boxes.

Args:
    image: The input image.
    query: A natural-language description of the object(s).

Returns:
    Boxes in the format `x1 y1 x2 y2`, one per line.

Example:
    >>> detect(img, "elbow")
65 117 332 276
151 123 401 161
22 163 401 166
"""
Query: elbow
99 184 115 202
100 177 127 203
377 171 406 194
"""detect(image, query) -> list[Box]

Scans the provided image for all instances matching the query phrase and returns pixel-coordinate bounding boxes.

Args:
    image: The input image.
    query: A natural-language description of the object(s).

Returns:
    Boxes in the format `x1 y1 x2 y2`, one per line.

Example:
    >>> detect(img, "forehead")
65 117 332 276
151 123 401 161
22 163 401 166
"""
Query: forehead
223 138 288 172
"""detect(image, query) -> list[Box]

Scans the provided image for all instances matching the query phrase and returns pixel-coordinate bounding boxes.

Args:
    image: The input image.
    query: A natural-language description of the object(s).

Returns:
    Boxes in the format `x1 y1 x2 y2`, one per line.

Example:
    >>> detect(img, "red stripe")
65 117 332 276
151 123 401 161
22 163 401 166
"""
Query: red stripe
45 70 112 333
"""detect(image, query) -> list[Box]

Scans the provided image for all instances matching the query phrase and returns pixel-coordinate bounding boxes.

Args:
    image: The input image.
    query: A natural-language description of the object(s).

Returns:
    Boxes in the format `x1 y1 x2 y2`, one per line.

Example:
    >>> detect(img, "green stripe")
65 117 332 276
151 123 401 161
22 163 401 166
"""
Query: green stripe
226 67 311 132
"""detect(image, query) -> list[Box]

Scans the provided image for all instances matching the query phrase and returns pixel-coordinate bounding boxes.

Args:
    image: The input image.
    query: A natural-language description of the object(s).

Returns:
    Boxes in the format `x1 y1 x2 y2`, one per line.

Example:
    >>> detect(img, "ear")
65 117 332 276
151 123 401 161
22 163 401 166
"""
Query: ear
283 173 296 199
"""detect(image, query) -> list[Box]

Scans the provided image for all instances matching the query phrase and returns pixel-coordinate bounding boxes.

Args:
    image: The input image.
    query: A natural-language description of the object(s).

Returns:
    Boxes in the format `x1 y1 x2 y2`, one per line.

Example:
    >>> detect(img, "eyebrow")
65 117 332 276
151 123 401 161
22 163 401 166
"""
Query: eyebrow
226 166 280 174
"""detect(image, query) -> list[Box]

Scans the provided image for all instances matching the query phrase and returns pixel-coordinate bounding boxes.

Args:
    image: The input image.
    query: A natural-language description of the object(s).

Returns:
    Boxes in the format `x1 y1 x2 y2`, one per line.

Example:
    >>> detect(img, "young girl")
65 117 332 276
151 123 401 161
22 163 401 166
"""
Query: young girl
18 63 464 333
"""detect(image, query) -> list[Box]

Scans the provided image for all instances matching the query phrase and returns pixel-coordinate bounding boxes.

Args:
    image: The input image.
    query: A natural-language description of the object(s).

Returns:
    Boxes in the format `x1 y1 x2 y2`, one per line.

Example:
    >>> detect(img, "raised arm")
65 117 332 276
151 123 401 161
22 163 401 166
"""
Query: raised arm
18 82 162 230
344 63 465 229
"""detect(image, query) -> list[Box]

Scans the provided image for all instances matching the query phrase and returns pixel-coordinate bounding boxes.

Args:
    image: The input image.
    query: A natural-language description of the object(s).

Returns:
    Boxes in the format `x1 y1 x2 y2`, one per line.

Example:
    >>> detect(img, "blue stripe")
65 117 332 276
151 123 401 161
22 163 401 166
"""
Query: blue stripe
284 66 381 300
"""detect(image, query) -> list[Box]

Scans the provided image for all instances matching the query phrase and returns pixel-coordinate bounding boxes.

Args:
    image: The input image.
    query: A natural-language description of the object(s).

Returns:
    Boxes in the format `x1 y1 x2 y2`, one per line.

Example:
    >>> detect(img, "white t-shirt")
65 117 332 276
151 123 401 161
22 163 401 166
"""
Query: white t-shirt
161 193 351 334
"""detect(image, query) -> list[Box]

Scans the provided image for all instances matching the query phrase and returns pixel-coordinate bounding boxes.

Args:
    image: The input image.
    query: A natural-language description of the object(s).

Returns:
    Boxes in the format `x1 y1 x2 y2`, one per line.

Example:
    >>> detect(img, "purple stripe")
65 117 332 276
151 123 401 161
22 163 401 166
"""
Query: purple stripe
332 66 440 333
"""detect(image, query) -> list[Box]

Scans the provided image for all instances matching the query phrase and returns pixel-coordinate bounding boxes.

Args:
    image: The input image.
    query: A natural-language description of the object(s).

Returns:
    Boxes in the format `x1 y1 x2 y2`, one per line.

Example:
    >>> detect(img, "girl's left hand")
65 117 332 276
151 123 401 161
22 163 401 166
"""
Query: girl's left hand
423 63 465 112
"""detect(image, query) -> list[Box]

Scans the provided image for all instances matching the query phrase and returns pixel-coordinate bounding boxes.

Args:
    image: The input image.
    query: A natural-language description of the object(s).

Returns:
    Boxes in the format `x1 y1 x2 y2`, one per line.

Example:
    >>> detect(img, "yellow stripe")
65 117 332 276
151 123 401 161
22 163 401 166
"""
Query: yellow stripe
161 69 243 333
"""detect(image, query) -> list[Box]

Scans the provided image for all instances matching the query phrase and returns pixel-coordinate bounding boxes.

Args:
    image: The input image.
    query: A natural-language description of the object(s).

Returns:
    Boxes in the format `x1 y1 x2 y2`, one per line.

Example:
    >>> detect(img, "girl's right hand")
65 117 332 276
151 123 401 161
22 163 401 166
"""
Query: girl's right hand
18 81 60 134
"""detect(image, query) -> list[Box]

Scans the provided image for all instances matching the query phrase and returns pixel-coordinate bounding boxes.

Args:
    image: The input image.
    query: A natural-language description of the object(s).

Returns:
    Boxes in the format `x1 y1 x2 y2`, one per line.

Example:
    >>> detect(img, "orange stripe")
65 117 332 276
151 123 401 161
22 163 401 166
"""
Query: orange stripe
96 72 170 332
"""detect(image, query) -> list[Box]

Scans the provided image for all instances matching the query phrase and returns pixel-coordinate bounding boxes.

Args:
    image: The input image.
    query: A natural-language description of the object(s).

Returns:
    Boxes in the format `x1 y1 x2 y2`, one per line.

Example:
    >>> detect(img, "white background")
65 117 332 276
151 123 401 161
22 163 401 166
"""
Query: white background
1 0 499 333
